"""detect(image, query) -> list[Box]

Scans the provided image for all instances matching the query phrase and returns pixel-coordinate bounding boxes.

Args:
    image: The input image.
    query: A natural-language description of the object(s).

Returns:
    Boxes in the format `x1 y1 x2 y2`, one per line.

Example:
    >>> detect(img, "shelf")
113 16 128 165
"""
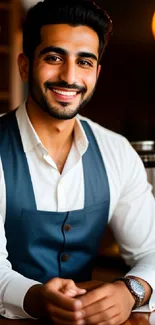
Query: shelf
0 46 9 53
0 92 10 100
0 0 22 112
0 3 12 10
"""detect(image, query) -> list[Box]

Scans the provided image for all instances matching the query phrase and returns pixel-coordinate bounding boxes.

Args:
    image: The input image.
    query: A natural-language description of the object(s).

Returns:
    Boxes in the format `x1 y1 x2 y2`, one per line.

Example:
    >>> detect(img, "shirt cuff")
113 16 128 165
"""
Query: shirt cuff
126 266 155 312
2 275 41 319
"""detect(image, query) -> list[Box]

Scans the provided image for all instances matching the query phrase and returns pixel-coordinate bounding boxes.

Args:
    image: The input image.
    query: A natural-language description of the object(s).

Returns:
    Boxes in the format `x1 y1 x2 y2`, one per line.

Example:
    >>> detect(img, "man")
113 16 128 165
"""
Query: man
0 0 155 324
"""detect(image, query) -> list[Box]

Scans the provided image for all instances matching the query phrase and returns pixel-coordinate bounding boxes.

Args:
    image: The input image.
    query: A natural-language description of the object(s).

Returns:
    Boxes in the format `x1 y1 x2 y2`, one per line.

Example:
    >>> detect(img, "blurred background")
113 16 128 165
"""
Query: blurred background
0 0 154 141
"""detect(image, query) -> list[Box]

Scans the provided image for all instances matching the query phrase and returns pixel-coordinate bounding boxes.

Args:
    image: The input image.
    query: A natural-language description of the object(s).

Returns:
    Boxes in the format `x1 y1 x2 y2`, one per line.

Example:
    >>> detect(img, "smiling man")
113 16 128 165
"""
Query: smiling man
0 0 155 325
25 23 100 121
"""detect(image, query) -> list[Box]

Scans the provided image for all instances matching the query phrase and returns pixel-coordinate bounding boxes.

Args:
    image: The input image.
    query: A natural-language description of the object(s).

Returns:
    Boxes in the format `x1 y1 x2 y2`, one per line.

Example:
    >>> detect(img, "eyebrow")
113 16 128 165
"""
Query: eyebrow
39 46 98 62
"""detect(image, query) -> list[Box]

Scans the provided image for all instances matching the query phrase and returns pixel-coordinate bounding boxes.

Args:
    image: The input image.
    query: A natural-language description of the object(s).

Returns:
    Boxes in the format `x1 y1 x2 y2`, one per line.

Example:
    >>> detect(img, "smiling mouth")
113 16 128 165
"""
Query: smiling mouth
53 88 79 96
48 87 81 99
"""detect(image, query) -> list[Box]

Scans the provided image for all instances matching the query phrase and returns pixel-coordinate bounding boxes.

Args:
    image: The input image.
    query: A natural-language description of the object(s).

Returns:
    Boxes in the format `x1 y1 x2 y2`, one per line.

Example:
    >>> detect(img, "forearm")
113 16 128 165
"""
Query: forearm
23 284 45 318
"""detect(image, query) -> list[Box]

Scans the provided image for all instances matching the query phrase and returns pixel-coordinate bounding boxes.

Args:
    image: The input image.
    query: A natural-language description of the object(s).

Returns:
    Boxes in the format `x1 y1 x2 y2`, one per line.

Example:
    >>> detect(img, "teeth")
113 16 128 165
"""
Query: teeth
52 89 77 96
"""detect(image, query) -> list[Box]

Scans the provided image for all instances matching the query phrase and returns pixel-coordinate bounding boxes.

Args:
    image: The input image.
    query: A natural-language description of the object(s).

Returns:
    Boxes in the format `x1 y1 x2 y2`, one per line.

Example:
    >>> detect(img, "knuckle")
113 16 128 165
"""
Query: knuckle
71 311 79 320
86 318 93 324
102 310 110 321
46 303 55 315
45 303 55 318
107 320 115 325
108 318 119 325
68 279 75 285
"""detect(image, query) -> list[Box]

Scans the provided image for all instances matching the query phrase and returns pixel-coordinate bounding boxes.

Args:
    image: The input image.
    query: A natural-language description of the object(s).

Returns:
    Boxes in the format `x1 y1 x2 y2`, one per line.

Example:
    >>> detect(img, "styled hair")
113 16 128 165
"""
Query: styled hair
22 0 112 63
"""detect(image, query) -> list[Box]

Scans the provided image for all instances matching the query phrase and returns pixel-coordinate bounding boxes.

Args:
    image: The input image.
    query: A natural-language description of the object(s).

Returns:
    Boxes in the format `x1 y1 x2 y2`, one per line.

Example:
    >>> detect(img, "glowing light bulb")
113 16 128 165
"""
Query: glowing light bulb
152 12 155 39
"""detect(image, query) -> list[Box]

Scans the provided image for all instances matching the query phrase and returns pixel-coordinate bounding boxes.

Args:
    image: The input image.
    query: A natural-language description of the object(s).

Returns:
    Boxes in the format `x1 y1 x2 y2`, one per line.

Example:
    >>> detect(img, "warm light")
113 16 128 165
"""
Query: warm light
21 0 40 9
152 12 155 39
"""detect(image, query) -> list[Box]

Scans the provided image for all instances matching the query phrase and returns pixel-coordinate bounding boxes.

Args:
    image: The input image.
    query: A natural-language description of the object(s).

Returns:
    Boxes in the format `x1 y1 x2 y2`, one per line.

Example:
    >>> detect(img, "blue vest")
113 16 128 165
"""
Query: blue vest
0 111 110 283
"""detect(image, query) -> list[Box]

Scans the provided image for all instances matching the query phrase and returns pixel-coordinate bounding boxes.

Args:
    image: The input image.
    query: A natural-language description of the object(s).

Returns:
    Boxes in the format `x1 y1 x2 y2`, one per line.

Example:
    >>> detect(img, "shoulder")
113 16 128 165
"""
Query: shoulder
0 110 17 130
78 114 146 191
78 114 132 153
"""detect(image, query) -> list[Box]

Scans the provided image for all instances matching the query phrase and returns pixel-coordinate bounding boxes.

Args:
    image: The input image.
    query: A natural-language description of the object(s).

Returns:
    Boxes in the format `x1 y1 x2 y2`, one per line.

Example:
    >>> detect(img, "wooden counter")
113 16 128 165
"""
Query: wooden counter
0 313 154 325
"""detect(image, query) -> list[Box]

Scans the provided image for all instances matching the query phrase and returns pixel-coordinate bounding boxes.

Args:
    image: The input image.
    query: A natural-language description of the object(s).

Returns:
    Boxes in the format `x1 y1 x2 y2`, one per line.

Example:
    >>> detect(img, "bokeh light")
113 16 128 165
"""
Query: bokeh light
152 12 155 39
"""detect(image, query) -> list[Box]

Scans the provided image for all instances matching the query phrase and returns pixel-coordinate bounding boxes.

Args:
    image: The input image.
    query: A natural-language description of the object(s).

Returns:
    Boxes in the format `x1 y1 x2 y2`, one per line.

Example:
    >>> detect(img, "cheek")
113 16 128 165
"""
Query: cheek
35 63 60 83
85 73 97 91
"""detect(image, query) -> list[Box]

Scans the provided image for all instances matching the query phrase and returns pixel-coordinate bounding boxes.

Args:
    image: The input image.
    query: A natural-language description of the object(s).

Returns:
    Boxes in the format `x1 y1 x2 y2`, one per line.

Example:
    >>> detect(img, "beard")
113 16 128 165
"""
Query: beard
28 71 96 120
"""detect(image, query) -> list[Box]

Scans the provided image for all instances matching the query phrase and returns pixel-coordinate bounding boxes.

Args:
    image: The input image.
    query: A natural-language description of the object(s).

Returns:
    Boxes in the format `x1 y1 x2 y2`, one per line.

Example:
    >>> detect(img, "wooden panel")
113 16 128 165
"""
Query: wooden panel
0 9 10 45
0 312 152 325
0 0 10 2
0 53 10 91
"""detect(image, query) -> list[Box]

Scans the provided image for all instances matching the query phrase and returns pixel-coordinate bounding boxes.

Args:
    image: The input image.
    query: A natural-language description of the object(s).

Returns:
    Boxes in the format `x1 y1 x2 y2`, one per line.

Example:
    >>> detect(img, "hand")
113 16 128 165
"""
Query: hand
77 280 104 292
78 281 135 325
24 277 86 324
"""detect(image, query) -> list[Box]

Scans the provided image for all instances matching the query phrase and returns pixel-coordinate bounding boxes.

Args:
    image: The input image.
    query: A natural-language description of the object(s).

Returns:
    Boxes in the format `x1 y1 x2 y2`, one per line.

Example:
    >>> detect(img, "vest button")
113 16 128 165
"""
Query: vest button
64 224 72 231
61 254 70 262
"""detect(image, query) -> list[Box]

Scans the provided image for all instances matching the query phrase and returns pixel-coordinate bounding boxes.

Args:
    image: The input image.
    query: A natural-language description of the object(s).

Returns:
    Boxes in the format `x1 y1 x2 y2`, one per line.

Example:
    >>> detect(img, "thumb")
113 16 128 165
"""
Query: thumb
64 283 86 297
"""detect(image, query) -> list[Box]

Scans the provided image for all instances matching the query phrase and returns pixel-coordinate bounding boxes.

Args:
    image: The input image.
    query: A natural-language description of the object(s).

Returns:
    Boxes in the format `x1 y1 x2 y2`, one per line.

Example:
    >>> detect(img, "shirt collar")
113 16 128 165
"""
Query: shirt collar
74 115 89 156
16 102 89 156
16 102 42 153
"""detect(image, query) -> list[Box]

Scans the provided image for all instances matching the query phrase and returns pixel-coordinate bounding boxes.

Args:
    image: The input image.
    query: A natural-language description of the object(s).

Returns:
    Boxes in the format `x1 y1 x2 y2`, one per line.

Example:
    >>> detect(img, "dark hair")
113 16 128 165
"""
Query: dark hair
22 0 112 63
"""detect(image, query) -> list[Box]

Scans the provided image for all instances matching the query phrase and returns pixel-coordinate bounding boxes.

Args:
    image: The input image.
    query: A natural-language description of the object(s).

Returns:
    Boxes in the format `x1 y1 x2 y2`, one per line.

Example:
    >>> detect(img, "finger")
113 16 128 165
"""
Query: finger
45 288 82 311
85 306 118 324
65 288 86 297
46 277 75 291
79 284 111 308
52 316 85 325
46 277 79 295
47 303 85 321
63 281 86 297
83 297 113 317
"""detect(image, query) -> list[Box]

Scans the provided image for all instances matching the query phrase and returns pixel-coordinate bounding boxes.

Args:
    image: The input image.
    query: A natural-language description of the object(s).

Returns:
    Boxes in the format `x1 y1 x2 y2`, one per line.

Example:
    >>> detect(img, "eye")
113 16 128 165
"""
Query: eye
78 60 93 68
45 55 63 63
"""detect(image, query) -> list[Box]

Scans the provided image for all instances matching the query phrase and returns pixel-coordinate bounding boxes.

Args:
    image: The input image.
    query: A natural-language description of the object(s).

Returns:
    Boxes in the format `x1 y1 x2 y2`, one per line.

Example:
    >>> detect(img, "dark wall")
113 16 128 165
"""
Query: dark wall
81 0 155 141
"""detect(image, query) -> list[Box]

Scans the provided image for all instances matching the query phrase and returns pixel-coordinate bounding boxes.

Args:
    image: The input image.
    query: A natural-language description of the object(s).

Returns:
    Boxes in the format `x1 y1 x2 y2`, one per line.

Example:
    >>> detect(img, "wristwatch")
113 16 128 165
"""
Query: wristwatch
115 277 145 309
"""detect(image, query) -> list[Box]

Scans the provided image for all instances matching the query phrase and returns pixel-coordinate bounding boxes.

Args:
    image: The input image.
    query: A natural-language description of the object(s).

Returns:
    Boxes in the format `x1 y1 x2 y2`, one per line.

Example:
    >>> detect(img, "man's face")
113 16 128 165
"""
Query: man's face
28 24 101 120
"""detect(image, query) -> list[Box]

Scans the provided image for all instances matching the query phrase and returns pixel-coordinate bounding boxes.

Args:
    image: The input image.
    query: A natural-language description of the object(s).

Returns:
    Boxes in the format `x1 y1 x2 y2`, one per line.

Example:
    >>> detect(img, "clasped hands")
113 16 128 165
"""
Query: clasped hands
40 277 135 325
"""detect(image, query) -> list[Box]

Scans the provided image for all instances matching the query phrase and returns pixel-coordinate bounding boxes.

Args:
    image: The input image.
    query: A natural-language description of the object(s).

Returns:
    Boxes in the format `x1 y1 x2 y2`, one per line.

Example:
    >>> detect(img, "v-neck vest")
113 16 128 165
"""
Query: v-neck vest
0 111 110 283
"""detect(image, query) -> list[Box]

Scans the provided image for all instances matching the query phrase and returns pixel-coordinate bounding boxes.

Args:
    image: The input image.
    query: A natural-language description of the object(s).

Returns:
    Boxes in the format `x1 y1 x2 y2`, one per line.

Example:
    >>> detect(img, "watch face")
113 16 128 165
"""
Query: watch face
129 279 145 299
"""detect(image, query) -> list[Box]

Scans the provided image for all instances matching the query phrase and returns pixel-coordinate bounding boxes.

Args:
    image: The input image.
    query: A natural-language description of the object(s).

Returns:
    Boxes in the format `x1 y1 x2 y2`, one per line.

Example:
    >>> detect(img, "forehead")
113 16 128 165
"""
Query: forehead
37 24 99 57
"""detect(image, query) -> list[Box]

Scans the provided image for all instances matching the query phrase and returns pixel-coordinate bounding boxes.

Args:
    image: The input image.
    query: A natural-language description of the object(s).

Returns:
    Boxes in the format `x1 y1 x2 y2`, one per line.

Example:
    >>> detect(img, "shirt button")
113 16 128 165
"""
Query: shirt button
61 254 70 262
64 224 72 232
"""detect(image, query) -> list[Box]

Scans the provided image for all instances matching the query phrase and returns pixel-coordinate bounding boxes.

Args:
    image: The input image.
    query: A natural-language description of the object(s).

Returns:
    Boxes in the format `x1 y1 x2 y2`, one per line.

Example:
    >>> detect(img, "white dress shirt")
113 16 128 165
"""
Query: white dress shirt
0 103 155 318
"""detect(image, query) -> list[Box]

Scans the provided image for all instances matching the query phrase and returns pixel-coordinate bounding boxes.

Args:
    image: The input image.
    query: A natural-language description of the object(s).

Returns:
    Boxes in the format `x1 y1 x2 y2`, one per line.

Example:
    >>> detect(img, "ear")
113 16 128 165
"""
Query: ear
97 64 101 79
17 53 29 83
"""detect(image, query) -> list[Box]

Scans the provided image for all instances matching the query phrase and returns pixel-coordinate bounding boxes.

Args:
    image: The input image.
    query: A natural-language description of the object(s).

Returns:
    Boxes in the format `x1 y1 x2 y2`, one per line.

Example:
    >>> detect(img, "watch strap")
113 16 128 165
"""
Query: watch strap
114 277 145 309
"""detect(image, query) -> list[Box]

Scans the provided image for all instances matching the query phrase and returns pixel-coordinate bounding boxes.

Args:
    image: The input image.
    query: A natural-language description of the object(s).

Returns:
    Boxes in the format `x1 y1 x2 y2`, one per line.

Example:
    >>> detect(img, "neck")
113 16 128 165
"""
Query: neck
26 97 76 172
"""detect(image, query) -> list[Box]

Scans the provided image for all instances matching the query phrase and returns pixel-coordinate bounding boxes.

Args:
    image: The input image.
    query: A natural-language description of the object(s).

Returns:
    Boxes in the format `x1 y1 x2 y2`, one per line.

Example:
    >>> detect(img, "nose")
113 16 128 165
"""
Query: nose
59 60 76 85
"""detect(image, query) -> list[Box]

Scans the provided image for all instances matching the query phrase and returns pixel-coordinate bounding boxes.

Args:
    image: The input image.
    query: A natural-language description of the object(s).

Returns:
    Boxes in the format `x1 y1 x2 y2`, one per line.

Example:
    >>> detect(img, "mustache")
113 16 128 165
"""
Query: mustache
44 81 86 93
